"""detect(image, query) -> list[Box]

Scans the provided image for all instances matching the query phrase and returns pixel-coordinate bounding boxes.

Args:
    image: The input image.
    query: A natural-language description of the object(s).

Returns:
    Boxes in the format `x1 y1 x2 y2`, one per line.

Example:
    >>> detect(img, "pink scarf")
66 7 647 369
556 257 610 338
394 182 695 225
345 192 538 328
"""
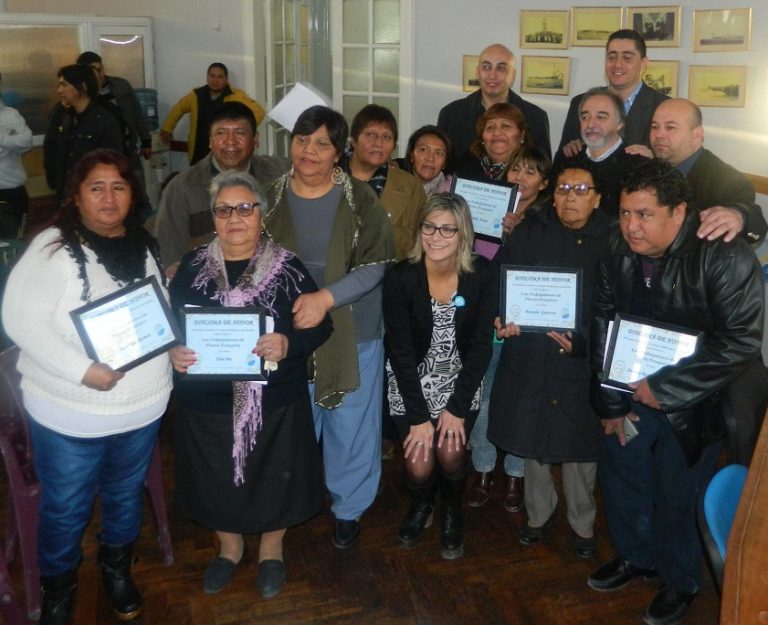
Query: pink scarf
191 237 302 484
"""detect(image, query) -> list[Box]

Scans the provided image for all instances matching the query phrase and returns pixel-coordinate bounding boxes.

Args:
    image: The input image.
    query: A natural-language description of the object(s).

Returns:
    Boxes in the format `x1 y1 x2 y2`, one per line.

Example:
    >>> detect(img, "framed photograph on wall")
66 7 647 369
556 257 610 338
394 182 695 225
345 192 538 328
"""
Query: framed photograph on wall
626 6 681 47
692 8 752 53
643 60 679 97
521 56 571 96
520 10 569 50
688 65 746 108
462 55 480 93
571 7 623 47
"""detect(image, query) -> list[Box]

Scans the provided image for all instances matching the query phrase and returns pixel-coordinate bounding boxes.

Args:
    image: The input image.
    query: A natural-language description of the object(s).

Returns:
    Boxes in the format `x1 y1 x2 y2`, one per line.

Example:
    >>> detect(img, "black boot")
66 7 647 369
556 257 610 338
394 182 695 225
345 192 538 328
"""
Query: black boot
439 474 466 560
98 543 142 621
399 477 436 546
40 570 77 625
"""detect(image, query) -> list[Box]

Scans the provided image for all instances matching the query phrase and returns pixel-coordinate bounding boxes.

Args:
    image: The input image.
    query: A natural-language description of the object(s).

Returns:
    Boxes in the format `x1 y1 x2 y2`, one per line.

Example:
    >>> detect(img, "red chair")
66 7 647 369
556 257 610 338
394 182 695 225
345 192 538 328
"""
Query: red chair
0 346 173 621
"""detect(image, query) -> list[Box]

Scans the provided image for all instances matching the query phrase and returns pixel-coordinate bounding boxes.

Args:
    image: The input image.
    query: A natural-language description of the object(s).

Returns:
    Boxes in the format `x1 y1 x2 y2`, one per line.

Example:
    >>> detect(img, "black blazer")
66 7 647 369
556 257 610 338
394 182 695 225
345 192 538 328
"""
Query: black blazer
558 81 668 151
687 148 767 244
383 256 498 425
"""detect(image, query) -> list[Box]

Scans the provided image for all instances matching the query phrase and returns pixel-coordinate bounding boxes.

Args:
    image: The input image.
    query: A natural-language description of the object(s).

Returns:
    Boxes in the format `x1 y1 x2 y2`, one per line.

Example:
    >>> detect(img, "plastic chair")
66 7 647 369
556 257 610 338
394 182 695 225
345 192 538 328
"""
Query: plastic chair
698 463 748 593
0 346 174 621
0 539 25 625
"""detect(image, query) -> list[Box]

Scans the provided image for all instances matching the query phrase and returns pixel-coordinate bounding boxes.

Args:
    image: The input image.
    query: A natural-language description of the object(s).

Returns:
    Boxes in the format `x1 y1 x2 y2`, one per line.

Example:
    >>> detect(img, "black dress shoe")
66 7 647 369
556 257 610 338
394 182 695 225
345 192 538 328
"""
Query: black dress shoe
332 519 360 549
587 556 658 591
571 531 596 559
643 585 697 625
503 476 524 513
518 522 544 546
467 472 493 508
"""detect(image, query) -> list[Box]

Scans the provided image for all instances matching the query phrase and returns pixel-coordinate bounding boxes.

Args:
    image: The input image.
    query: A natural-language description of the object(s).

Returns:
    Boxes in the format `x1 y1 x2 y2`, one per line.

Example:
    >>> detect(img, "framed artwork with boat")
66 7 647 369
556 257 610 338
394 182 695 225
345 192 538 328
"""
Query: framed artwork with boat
692 8 751 53
521 56 571 95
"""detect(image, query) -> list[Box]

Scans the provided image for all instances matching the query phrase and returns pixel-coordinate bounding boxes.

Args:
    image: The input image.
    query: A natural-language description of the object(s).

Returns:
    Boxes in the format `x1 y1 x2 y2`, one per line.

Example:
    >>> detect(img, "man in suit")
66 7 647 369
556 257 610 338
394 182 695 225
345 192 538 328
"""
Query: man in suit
559 29 667 158
438 44 550 162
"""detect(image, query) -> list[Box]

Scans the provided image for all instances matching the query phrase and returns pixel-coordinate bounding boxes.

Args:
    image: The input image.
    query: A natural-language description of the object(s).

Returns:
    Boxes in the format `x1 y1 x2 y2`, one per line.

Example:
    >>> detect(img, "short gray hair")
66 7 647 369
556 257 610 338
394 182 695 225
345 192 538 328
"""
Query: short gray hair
408 192 475 275
209 170 268 215
578 86 626 138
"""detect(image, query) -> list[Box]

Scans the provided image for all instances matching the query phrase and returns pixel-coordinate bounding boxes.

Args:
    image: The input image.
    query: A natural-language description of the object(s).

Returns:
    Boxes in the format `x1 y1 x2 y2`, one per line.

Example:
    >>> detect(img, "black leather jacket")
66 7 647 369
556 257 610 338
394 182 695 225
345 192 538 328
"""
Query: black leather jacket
591 212 764 457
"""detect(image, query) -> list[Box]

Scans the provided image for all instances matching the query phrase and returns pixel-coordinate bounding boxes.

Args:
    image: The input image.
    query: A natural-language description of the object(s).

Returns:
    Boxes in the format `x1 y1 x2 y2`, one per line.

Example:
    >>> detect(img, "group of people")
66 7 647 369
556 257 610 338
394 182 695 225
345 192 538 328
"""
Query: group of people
0 25 765 625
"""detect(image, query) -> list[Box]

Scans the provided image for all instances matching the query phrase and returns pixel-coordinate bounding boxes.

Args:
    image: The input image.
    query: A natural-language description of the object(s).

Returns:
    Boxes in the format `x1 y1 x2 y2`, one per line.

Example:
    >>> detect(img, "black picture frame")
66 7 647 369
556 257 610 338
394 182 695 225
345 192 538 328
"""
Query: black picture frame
181 307 269 381
70 276 181 372
602 312 702 393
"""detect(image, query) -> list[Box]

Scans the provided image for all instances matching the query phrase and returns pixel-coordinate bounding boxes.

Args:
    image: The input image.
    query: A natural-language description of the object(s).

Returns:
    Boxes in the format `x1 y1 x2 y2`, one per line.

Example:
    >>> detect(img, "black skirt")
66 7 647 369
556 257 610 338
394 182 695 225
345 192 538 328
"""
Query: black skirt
174 394 324 534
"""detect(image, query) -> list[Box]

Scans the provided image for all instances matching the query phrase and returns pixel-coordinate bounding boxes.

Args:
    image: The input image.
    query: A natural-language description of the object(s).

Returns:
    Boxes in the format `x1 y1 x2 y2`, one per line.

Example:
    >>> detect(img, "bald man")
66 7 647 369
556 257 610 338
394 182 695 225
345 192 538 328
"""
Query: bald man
640 98 766 244
437 44 550 162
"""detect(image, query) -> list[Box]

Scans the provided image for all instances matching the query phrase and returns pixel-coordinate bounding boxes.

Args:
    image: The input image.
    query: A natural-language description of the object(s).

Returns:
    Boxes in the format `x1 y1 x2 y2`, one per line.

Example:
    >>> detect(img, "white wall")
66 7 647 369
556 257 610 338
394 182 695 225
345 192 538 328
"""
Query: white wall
413 0 767 178
7 0 766 177
4 0 259 167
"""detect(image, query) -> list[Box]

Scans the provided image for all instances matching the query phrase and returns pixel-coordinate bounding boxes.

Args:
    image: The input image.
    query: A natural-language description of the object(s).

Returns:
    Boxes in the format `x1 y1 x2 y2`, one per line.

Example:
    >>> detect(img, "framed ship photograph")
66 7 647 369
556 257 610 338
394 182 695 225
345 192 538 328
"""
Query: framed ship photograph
692 8 751 53
643 60 679 97
688 65 746 108
521 56 571 95
571 7 623 47
520 10 569 50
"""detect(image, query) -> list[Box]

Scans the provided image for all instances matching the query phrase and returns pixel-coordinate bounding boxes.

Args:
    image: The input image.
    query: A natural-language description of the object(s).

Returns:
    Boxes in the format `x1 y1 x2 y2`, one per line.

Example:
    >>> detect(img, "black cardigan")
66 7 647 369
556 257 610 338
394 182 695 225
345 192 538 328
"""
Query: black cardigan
383 256 498 425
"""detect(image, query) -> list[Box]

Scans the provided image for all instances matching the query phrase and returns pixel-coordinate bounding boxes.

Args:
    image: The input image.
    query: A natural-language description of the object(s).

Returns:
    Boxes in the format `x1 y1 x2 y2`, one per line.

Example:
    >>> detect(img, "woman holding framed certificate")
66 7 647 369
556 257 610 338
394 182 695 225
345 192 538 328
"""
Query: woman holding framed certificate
466 145 552 513
168 170 332 599
488 162 610 558
1 149 172 624
383 193 497 559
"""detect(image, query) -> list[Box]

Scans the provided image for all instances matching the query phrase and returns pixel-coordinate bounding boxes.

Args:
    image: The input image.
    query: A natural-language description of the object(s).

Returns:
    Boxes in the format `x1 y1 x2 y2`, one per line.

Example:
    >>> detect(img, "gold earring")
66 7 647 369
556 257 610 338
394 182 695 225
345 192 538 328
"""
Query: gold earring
331 166 345 185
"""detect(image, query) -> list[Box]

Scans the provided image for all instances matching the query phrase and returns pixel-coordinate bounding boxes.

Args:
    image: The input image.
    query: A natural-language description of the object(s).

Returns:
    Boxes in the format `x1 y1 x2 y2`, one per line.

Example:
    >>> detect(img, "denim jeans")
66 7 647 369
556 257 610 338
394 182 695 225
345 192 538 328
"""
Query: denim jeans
599 401 720 594
29 418 162 577
470 341 525 477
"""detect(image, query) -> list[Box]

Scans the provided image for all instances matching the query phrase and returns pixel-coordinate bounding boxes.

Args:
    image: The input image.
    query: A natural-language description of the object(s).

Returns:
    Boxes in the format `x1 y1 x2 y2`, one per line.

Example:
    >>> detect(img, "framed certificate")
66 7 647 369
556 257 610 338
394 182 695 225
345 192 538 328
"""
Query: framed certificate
602 313 701 393
500 266 581 333
450 176 520 243
70 276 181 372
182 307 269 380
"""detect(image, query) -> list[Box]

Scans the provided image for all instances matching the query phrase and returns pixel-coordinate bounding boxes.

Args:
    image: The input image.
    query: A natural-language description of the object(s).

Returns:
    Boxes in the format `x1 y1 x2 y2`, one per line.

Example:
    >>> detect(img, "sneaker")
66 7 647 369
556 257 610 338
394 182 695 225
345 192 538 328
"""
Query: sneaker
332 519 360 549
588 556 658 592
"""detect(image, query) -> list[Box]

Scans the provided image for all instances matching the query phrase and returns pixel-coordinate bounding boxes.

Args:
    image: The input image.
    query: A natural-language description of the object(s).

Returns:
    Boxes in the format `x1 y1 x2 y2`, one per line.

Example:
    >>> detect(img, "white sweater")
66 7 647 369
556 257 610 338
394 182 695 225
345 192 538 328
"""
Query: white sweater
0 101 32 189
1 227 172 435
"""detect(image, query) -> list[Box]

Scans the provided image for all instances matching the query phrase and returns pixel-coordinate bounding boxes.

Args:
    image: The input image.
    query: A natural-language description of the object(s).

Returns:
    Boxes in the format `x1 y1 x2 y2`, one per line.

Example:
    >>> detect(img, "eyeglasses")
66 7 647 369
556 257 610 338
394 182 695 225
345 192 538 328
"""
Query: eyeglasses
211 202 260 218
362 130 395 144
555 183 596 196
421 222 459 239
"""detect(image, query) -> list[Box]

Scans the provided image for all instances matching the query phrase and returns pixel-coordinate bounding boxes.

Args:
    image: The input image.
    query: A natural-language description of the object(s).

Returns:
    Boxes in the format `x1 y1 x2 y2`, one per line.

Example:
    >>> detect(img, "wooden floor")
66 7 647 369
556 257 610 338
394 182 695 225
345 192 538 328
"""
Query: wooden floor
1 409 721 625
